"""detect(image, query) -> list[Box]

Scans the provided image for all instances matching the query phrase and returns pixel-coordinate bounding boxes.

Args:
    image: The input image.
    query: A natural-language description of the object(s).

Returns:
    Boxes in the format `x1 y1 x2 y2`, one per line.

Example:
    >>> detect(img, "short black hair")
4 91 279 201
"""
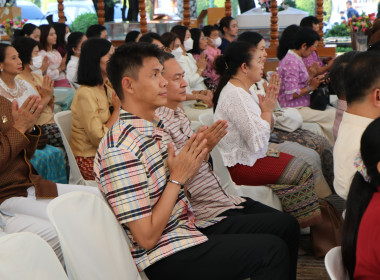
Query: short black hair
346 1 352 5
107 42 163 101
237 31 264 46
0 43 12 63
294 27 320 50
218 16 235 35
14 23 37 38
77 38 112 86
171 25 188 44
202 25 218 37
139 32 163 44
300 16 319 28
328 51 360 99
125 30 140 43
12 37 39 66
161 32 179 48
277 24 300 60
345 51 380 104
86 24 106 38
160 51 175 64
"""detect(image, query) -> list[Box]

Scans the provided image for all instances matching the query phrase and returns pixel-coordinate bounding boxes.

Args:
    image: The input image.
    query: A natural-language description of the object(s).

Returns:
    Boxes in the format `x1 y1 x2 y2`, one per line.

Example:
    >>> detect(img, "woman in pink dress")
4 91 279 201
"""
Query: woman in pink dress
39 25 70 88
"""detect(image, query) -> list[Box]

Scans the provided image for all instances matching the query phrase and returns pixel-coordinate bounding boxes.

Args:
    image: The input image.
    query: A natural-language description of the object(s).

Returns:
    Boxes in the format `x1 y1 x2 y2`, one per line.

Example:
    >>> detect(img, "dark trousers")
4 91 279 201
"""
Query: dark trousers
144 198 300 280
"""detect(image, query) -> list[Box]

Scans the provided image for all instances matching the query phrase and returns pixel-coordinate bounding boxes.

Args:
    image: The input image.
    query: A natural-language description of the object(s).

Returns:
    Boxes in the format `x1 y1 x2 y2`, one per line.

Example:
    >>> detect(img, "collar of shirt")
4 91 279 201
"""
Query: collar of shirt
288 49 304 64
119 109 164 144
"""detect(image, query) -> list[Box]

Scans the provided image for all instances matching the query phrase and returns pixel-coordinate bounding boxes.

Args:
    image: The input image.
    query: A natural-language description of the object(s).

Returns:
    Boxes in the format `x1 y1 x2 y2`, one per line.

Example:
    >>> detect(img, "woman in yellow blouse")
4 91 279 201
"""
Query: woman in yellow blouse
12 37 62 148
70 38 120 180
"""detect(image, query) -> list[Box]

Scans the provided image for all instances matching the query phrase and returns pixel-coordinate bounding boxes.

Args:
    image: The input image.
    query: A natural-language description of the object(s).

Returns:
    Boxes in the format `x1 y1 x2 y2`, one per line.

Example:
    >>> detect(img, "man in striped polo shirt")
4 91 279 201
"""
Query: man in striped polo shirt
96 43 299 280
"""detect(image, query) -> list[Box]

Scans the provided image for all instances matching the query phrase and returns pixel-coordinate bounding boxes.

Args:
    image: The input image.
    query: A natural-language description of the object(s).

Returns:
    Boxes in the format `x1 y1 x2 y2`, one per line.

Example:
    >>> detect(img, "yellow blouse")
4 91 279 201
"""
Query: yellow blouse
70 82 113 158
16 72 55 125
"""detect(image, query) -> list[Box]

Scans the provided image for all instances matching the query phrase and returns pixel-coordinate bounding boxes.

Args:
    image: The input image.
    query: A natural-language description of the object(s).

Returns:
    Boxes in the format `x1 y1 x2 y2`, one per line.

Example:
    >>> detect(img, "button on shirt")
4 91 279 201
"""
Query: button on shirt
156 106 245 228
94 110 207 271
278 50 311 108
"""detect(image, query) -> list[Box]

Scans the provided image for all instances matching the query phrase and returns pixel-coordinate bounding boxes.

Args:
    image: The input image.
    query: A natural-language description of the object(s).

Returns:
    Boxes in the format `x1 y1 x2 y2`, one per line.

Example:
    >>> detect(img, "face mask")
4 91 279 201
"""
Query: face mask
211 37 222 48
183 38 193 51
171 47 183 60
65 32 71 43
30 55 43 71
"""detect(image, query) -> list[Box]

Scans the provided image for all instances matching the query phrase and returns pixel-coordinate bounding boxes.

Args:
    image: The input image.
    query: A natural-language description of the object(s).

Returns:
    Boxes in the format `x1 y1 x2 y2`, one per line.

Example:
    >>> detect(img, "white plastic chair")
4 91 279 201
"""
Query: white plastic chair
0 232 68 280
47 191 148 280
54 111 97 187
325 246 349 280
199 113 283 211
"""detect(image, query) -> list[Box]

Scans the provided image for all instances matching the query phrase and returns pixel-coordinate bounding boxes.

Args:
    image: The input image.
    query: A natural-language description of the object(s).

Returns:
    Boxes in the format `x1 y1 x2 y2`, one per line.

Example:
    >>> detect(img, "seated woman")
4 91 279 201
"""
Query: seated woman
238 31 333 197
12 37 63 148
70 38 120 180
277 27 336 145
299 16 335 76
14 24 49 77
342 117 380 279
53 22 69 58
189 28 219 91
39 25 70 88
170 25 213 107
66 32 87 89
213 41 321 228
218 16 238 54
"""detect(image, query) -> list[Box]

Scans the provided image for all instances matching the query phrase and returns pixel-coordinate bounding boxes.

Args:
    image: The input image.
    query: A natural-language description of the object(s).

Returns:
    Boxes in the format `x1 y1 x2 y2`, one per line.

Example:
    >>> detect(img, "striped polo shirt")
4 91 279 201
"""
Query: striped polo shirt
94 110 207 271
155 106 245 228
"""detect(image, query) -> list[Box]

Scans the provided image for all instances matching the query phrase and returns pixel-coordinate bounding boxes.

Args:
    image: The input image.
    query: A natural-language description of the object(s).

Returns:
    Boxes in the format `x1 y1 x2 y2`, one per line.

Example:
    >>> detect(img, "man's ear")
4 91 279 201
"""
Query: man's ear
122 76 135 95
372 88 380 108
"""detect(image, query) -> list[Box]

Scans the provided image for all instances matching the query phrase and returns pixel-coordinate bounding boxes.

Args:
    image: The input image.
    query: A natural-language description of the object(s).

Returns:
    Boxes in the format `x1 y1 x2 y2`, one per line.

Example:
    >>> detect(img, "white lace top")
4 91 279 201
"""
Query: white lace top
214 82 271 167
0 78 38 106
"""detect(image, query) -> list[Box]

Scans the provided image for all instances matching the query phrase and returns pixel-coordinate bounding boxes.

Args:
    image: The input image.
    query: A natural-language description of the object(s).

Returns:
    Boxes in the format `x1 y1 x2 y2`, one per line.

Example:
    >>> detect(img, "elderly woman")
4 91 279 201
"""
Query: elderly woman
70 38 120 180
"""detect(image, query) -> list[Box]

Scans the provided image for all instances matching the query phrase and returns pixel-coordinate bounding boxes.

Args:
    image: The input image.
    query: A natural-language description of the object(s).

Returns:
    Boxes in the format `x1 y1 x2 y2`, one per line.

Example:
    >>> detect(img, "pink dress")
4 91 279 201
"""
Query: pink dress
302 50 324 68
39 49 66 81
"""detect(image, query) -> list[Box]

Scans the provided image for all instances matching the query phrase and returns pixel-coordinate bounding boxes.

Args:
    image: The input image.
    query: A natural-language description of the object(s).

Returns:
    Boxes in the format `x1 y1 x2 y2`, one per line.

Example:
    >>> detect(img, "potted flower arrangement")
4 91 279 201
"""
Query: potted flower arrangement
1 16 26 40
342 12 376 51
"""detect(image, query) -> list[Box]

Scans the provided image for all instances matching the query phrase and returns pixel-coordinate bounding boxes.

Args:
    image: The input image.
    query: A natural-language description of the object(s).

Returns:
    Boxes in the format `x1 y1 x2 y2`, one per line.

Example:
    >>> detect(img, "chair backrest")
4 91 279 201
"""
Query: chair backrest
0 232 68 280
47 191 143 280
54 111 96 186
325 246 349 280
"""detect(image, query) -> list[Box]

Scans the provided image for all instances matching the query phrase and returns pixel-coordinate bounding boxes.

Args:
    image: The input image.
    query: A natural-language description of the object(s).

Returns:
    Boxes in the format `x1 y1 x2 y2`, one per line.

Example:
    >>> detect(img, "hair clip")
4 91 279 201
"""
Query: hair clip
354 152 371 183
224 61 228 70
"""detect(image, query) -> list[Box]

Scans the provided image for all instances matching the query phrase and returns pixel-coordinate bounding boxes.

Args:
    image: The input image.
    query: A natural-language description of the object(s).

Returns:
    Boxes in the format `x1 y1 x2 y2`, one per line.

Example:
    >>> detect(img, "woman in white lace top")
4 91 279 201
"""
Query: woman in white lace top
213 41 321 229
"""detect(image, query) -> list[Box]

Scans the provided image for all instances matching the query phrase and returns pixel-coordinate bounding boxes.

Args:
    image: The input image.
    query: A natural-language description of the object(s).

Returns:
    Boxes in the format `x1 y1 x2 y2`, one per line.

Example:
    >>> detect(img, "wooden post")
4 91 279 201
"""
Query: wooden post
269 0 278 49
139 0 148 34
57 0 65 23
316 0 324 46
183 0 190 27
225 0 231 17
97 0 105 25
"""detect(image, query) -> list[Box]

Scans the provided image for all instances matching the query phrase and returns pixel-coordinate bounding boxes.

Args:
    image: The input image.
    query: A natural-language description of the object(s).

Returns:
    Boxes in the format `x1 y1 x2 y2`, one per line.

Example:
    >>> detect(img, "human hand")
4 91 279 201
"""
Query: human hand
167 133 208 184
263 72 281 96
111 91 121 109
259 82 278 113
40 56 49 73
196 53 208 72
36 75 54 104
309 77 321 90
197 120 228 151
307 62 319 78
198 94 213 108
12 95 43 134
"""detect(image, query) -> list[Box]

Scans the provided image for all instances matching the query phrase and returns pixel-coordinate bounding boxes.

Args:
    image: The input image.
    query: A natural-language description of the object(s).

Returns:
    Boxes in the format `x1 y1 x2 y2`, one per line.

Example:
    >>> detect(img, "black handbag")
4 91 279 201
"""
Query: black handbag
310 84 330 111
